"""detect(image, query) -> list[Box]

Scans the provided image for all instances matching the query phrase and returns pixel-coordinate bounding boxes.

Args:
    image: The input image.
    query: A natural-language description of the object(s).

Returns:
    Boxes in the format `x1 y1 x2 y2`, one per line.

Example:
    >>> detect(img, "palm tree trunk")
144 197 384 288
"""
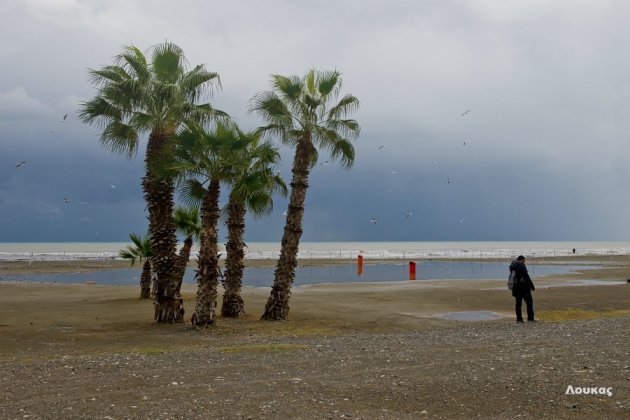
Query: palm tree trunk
192 179 221 327
140 260 152 299
261 138 312 320
144 131 183 323
175 237 193 295
222 193 246 317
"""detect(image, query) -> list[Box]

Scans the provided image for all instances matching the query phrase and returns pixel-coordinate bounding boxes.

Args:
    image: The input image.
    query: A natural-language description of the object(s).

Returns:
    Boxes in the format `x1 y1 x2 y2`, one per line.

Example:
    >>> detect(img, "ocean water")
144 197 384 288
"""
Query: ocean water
1 241 630 261
0 261 602 287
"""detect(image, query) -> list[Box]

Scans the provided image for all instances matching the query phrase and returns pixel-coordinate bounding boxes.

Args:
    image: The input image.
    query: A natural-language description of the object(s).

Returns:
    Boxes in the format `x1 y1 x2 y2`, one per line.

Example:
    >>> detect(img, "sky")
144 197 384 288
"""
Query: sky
2 0 630 243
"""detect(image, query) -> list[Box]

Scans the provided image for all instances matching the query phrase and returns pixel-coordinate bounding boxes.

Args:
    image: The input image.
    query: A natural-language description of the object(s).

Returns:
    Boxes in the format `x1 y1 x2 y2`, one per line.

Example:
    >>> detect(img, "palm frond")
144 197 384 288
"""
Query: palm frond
272 74 302 101
100 122 139 158
327 94 360 119
151 42 185 83
317 70 341 97
116 45 150 82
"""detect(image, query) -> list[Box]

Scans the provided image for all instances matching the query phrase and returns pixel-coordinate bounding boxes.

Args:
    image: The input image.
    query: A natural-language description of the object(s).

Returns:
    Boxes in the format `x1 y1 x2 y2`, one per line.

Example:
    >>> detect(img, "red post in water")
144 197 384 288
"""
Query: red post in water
357 255 363 275
409 261 416 281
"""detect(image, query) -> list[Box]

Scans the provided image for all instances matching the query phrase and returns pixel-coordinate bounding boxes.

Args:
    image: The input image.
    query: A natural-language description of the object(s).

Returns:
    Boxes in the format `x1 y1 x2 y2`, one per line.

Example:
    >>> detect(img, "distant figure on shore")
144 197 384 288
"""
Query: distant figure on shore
572 248 576 254
509 255 537 323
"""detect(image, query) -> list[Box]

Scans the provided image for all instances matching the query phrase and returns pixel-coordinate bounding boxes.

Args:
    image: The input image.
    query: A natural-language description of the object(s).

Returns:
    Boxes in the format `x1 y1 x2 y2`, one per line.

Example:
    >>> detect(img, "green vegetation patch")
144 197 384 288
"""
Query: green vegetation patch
132 346 170 355
540 308 630 322
131 344 201 356
218 343 306 353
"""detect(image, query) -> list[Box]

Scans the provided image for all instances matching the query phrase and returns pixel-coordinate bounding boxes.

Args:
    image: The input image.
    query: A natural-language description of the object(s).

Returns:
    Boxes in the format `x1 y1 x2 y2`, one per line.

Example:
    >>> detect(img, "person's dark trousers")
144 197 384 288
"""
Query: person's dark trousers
515 294 534 321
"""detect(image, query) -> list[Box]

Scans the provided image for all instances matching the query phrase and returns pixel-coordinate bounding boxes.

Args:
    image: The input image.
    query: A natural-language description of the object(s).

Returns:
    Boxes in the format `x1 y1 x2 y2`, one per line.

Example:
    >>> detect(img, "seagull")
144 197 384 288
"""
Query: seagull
460 109 472 117
49 130 55 134
320 160 329 166
459 218 465 224
79 201 88 205
64 198 70 204
463 141 467 146
282 211 288 216
378 145 384 150
405 212 413 218
391 171 399 175
61 114 68 122
109 184 117 189
16 161 27 168
370 217 377 224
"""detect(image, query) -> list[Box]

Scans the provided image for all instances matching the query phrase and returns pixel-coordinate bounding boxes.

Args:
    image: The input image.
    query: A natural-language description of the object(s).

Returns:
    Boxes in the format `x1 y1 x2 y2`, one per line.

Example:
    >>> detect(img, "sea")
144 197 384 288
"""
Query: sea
1 241 628 286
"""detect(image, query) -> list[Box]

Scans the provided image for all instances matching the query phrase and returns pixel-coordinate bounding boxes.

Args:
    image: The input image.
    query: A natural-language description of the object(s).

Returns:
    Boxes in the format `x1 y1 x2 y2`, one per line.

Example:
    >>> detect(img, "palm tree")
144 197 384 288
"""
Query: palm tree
222 132 287 318
250 69 360 320
170 122 247 327
119 233 153 299
79 42 227 322
173 206 202 295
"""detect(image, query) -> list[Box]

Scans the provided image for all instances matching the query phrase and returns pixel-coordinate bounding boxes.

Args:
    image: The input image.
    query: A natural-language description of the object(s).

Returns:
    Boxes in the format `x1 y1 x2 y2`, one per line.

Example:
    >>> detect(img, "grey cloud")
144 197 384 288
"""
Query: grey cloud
2 1 630 242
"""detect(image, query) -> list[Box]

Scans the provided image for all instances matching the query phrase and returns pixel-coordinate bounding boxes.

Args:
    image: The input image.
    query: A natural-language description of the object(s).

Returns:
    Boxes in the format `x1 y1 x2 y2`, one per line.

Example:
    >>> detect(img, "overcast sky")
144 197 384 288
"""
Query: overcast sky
2 0 630 243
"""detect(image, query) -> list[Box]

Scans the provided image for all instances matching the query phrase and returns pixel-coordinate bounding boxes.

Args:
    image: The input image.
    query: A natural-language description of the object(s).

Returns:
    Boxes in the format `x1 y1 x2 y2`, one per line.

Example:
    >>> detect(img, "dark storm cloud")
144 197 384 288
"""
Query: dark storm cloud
2 1 630 241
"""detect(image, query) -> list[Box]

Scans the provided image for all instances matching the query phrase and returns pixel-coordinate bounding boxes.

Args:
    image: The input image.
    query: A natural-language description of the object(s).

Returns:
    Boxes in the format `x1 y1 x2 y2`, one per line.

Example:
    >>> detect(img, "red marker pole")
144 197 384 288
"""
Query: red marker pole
357 255 364 275
409 261 416 281
357 255 363 275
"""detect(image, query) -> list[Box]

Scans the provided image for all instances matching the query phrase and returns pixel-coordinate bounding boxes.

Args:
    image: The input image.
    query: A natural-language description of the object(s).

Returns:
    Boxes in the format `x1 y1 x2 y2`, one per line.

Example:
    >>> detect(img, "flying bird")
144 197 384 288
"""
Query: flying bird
79 201 88 205
64 198 70 204
282 211 288 216
109 184 117 189
61 114 68 122
391 171 399 175
320 160 329 166
378 145 384 150
460 109 472 117
370 217 377 224
459 218 465 224
16 161 27 168
405 212 413 218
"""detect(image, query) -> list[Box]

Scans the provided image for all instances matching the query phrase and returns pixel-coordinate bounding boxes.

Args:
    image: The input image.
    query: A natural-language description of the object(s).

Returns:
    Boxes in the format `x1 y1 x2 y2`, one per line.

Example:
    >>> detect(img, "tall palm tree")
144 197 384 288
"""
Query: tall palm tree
119 233 153 299
79 42 227 322
170 122 247 327
173 206 202 295
221 132 287 318
250 69 360 320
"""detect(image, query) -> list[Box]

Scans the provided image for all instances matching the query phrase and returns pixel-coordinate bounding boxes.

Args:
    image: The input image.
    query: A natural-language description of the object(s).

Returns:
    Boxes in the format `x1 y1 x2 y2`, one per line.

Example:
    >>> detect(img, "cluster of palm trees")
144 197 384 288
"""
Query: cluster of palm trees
80 42 360 326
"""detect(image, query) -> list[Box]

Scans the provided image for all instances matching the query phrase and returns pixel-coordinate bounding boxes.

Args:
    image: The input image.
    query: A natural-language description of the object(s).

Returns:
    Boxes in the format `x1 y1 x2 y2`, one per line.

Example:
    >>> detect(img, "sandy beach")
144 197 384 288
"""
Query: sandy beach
1 258 629 419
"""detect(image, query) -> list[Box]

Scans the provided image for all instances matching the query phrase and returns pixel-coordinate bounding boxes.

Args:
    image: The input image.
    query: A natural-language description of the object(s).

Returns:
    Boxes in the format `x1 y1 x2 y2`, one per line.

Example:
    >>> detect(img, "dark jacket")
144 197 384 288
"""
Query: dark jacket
509 260 535 297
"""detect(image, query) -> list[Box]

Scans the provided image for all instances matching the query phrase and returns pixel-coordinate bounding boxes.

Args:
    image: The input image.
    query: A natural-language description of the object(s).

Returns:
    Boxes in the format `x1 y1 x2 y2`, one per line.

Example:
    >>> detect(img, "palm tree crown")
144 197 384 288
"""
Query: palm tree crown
250 69 360 166
80 42 226 157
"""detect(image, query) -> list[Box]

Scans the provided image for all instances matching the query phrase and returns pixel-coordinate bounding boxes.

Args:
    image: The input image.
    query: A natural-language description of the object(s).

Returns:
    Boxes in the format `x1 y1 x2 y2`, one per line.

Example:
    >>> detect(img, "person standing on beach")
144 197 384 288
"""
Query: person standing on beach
509 255 537 323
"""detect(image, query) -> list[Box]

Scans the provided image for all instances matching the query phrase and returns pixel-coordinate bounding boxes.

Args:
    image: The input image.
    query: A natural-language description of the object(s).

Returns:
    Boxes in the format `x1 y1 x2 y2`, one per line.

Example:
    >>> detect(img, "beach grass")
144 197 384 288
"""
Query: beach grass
539 308 630 322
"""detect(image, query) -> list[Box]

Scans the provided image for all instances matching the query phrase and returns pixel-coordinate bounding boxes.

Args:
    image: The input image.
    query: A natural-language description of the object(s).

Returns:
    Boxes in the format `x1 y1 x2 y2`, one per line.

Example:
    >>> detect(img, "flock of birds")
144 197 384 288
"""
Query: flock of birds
12 109 473 235
366 109 472 227
14 113 118 211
